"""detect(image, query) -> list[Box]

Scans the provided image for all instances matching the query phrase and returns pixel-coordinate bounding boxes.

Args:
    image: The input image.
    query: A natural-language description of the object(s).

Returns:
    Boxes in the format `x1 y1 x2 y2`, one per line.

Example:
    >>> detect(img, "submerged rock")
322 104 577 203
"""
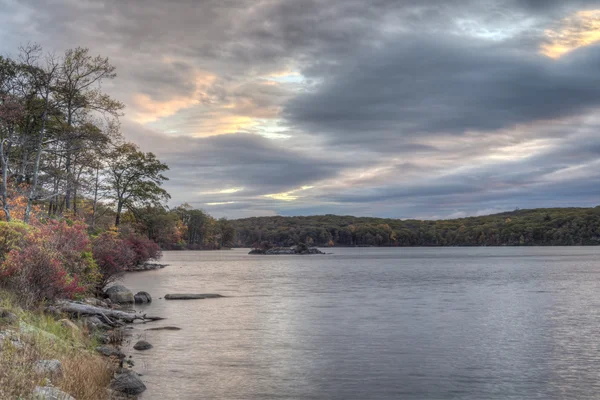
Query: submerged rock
104 285 134 304
164 293 224 300
134 291 152 304
110 370 147 395
145 326 182 331
34 360 63 378
125 262 168 272
133 340 153 350
32 386 75 400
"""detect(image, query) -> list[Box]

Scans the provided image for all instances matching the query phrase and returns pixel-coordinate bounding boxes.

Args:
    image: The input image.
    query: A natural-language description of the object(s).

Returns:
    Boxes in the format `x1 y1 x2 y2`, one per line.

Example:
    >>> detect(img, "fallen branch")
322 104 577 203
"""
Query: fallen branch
56 301 156 324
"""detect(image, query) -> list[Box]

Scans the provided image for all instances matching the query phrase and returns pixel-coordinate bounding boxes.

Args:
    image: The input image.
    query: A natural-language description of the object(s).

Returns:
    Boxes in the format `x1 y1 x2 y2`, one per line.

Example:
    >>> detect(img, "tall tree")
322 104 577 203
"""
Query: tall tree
54 47 123 212
107 143 169 226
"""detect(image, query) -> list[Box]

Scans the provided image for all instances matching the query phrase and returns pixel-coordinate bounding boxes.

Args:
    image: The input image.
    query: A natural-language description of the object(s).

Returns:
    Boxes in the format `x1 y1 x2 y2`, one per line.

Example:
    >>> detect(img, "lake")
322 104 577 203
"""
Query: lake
120 247 600 399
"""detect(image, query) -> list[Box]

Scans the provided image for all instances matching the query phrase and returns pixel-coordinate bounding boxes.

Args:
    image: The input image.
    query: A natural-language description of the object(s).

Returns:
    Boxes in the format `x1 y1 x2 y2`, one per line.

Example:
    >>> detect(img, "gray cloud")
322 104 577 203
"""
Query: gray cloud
286 36 600 147
2 0 600 218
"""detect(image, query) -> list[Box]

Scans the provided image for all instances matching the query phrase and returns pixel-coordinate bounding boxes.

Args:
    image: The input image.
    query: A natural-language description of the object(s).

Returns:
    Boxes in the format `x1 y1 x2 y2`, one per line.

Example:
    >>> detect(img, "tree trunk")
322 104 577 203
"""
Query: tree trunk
115 200 123 226
24 101 48 223
91 166 99 230
0 139 11 222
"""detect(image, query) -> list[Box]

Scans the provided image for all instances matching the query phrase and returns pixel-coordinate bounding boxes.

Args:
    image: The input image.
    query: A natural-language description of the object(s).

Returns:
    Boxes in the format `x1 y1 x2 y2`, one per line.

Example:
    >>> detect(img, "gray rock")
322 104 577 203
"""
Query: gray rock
134 291 152 304
110 370 147 395
133 340 153 350
104 285 134 304
32 386 75 400
96 345 126 359
84 316 110 331
34 360 63 378
164 293 224 300
0 330 23 350
0 308 17 324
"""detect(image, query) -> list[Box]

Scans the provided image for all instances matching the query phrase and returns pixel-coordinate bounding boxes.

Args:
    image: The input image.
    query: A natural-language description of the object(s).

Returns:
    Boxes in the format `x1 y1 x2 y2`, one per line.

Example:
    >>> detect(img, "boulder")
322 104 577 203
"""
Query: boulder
32 386 75 400
110 370 147 396
133 340 153 350
96 345 126 359
104 285 134 304
134 291 152 304
34 360 63 378
164 293 224 300
0 308 17 324
83 316 110 331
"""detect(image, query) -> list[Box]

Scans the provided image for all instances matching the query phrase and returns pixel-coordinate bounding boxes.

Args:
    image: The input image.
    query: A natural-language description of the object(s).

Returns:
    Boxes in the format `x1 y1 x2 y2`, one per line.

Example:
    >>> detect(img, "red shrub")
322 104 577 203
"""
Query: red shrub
1 245 85 304
92 231 135 288
0 219 93 304
124 234 161 266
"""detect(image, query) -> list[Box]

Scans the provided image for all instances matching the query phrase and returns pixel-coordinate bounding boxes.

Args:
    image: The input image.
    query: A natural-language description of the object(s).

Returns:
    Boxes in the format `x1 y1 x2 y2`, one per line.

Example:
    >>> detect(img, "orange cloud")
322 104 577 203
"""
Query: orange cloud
131 71 217 124
541 10 600 59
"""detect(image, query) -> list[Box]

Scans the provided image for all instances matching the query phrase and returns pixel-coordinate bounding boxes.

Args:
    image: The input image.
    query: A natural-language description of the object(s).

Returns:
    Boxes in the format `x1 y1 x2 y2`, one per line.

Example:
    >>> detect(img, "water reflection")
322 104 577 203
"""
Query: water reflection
120 247 600 399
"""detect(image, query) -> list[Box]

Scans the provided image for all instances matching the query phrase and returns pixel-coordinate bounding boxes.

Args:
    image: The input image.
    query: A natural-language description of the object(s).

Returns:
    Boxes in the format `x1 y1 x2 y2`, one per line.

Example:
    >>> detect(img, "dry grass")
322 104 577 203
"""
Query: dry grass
0 290 116 400
59 355 115 400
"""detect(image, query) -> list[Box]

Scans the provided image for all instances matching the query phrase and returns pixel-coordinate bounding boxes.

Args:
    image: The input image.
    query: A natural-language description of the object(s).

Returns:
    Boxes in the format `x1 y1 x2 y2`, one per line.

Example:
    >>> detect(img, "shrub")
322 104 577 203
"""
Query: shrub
0 219 92 305
0 220 30 263
1 246 85 305
124 233 161 266
91 230 135 289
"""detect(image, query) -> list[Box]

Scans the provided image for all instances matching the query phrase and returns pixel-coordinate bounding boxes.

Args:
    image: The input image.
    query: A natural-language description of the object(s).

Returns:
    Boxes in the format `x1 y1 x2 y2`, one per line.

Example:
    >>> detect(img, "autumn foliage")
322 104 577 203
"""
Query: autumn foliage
0 220 92 304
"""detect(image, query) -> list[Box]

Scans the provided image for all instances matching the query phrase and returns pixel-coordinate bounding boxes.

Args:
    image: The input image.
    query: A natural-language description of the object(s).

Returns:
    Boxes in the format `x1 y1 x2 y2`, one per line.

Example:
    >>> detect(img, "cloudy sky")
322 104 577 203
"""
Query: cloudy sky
2 0 600 219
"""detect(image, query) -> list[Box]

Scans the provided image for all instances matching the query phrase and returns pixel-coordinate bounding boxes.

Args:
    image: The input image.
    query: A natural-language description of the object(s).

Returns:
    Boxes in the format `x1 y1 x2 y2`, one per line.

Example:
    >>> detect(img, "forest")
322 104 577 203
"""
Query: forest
231 207 600 247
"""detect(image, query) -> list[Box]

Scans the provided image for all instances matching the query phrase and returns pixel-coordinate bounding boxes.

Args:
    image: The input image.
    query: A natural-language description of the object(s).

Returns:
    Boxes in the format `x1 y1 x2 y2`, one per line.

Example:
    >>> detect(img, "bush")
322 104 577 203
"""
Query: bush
124 233 161 266
91 230 135 289
0 221 30 263
0 220 92 305
1 246 85 305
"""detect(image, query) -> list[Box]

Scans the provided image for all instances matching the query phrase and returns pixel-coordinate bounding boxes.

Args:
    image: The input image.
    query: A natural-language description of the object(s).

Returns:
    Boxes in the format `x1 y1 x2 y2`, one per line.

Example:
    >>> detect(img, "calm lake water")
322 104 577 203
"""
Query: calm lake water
120 247 600 400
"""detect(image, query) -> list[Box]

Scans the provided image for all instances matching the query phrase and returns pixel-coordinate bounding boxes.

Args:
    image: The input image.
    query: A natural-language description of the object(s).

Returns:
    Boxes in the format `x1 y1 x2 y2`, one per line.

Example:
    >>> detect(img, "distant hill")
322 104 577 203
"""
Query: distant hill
230 207 600 247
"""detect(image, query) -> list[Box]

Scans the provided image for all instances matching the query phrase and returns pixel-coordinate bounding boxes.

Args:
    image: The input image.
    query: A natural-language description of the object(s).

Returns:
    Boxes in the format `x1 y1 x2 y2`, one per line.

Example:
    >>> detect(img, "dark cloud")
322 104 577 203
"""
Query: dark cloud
286 36 600 147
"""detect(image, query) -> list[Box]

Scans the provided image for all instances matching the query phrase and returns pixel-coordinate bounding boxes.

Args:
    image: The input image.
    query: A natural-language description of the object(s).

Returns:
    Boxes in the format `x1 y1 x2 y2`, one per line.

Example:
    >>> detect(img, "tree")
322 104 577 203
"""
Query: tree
53 47 123 212
107 143 169 226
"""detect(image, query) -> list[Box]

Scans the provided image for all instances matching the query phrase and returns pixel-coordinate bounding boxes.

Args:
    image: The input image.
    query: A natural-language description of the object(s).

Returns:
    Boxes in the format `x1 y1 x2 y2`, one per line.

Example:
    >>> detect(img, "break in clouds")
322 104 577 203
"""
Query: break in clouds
3 0 600 218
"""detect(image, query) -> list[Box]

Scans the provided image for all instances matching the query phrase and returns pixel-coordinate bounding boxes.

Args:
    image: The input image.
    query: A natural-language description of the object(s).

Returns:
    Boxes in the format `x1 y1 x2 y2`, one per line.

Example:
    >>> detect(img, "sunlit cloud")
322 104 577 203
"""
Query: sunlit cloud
541 9 600 59
265 186 315 201
130 71 217 124
206 201 237 206
202 187 244 195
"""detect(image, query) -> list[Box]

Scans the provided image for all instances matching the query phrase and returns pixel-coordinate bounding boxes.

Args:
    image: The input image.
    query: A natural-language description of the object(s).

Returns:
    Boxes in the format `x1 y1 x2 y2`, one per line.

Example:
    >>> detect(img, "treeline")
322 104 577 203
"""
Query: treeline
231 207 600 247
123 204 235 250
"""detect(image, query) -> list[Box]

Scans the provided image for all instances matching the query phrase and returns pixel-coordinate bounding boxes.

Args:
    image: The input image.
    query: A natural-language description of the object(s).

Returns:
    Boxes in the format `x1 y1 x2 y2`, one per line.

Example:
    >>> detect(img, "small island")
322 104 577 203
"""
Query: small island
249 243 325 255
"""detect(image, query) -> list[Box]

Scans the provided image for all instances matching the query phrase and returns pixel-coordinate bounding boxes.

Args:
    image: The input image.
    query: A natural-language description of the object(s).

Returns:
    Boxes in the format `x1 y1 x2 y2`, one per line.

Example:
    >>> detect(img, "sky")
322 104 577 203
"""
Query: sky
2 0 600 219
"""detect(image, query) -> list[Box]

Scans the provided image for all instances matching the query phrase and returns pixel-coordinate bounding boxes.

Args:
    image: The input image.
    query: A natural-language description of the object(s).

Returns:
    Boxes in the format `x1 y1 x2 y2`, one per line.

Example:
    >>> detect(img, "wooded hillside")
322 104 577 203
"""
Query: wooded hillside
231 207 600 247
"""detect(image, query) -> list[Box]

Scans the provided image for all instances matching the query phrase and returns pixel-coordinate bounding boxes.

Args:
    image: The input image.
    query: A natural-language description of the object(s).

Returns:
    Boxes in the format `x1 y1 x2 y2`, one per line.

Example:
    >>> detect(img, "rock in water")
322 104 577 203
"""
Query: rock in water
164 293 224 300
134 291 152 304
34 360 63 378
133 340 153 350
146 326 182 331
110 370 147 395
32 386 75 400
104 284 134 304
